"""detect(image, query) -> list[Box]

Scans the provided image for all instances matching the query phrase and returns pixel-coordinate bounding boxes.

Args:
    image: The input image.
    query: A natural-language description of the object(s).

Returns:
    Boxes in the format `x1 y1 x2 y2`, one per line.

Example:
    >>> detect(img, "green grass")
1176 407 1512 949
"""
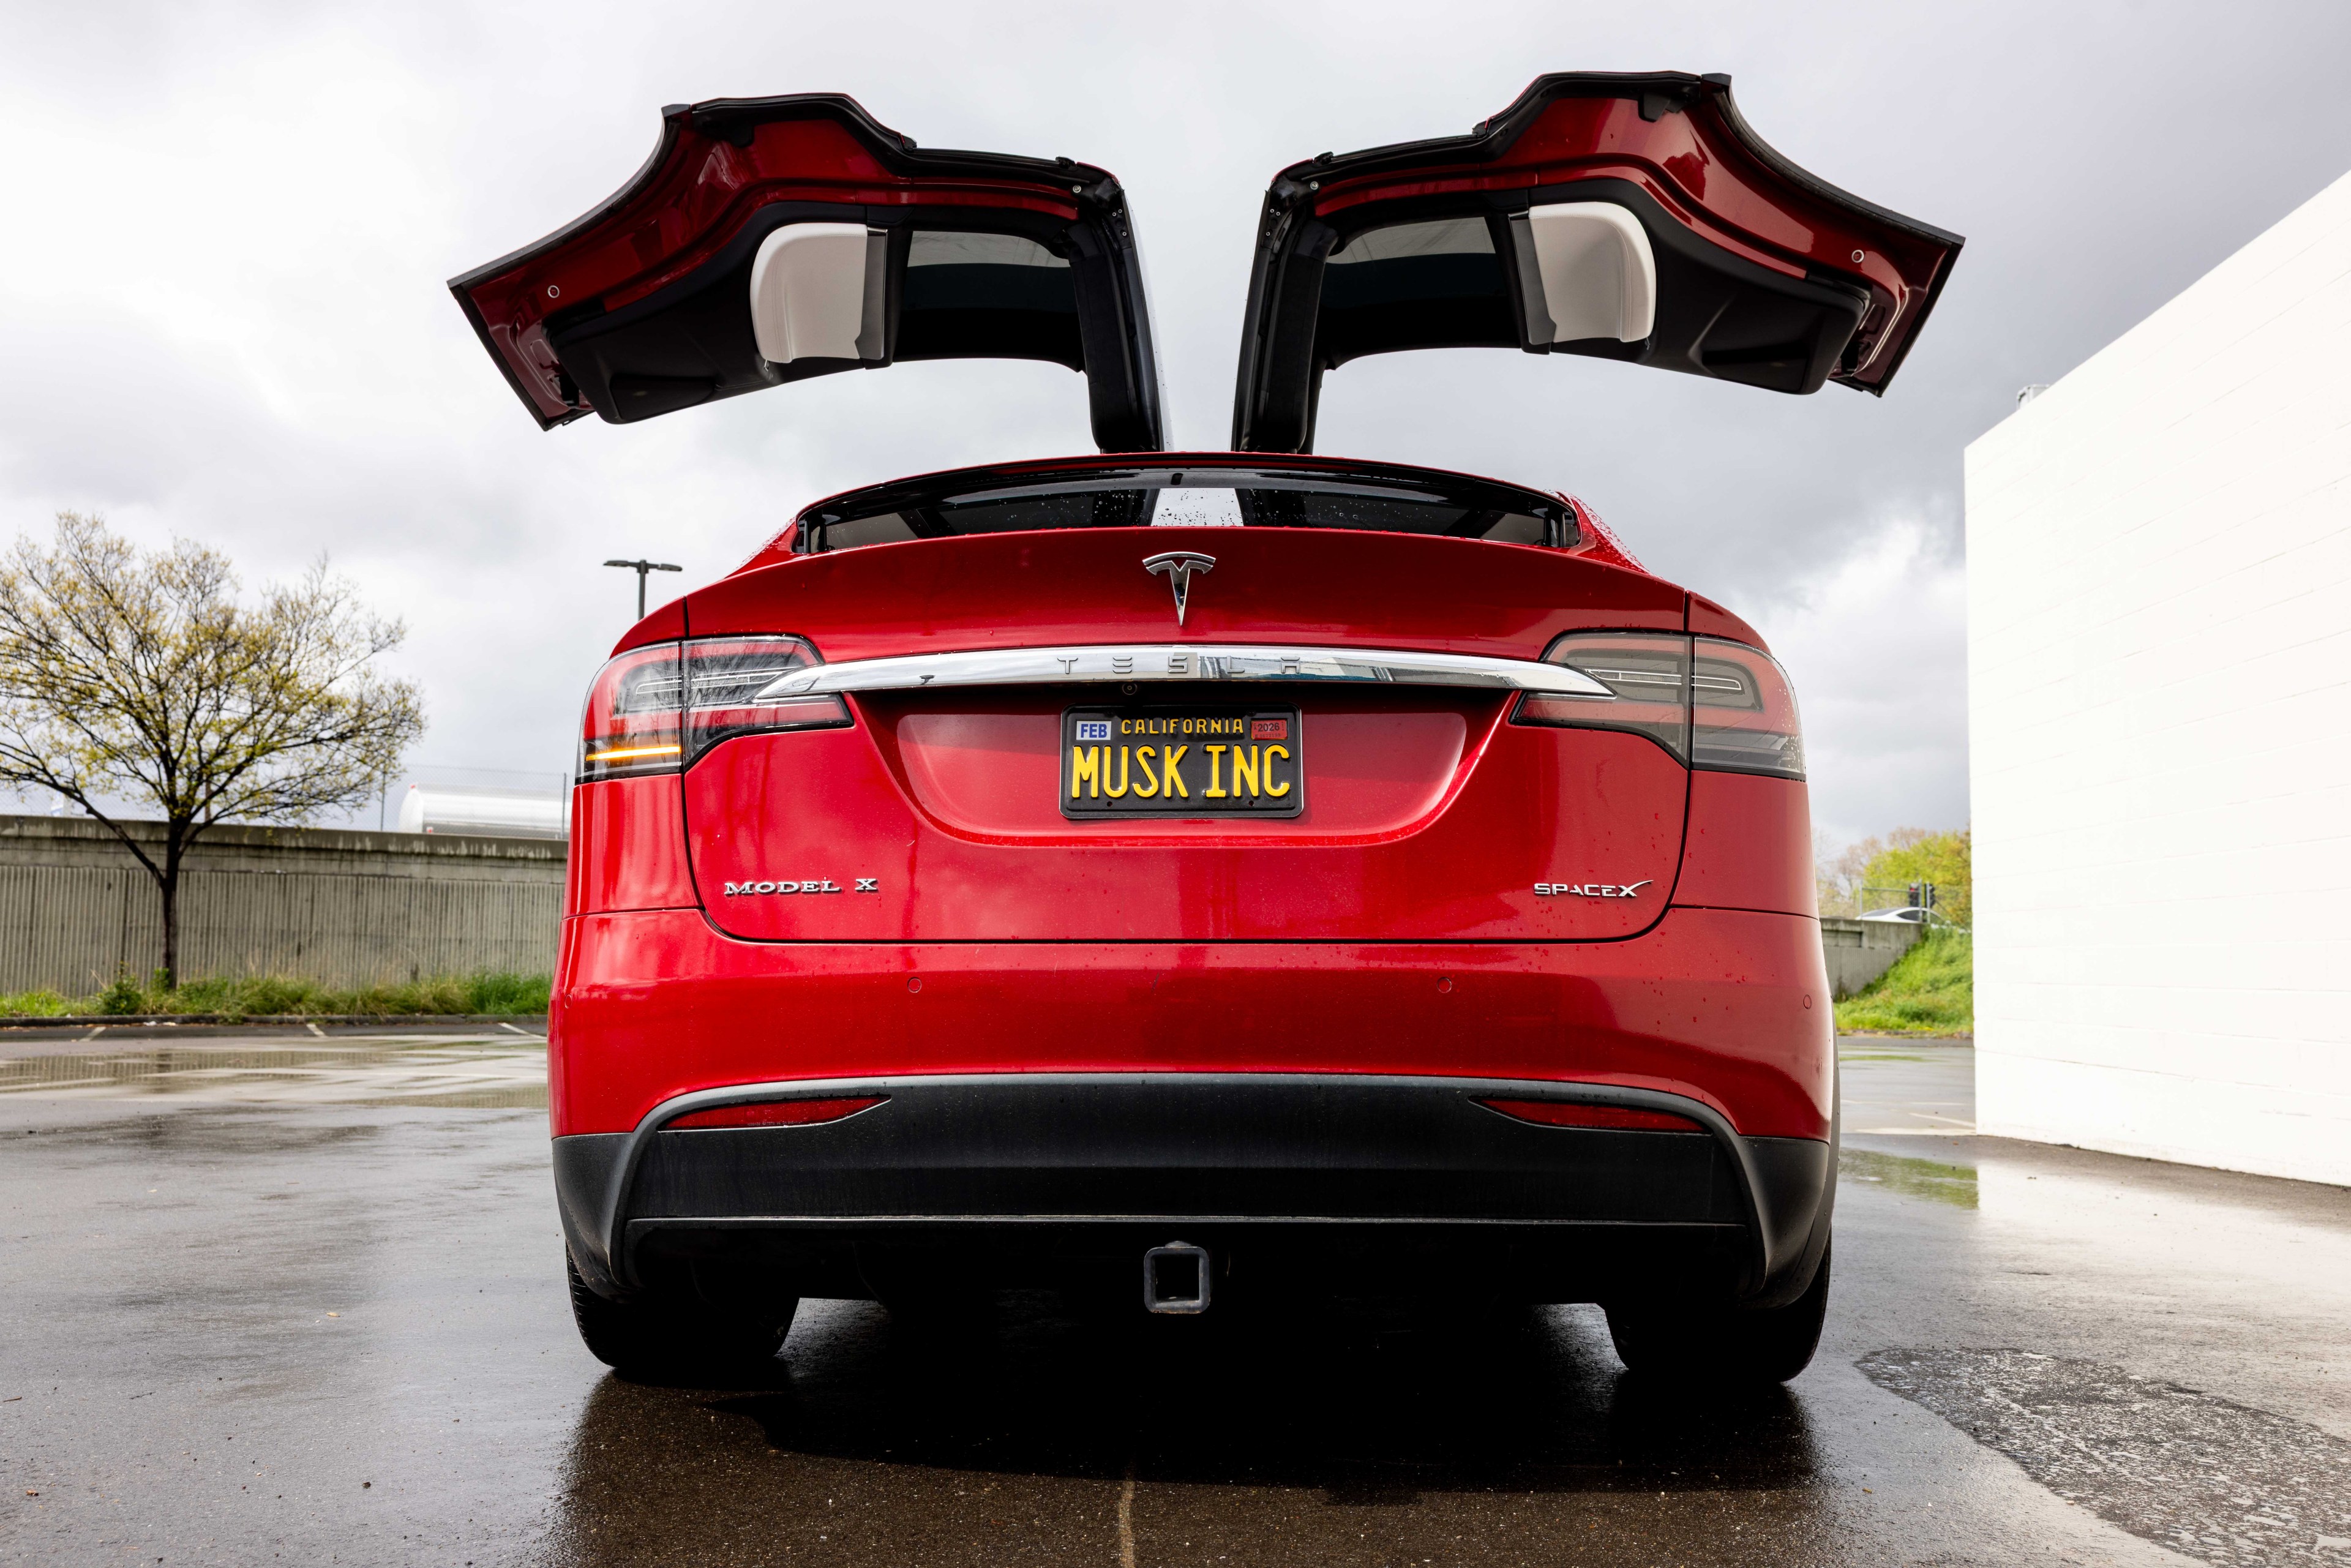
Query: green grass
0 970 550 1020
1835 929 1972 1036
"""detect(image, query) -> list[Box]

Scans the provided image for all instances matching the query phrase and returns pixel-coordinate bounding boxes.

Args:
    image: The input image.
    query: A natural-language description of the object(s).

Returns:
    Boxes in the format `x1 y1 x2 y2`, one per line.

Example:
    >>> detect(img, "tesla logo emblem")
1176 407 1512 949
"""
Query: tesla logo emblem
1142 552 1215 627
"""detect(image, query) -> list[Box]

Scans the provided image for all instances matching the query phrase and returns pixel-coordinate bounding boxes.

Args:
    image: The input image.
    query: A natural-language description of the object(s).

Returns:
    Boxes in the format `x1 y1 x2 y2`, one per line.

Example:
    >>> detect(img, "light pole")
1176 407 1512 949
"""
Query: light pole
604 558 682 620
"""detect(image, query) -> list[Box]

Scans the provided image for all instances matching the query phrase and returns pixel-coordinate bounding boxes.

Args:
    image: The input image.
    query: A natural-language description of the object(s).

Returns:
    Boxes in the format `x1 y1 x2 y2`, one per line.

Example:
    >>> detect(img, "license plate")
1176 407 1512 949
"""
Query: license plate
1060 707 1304 820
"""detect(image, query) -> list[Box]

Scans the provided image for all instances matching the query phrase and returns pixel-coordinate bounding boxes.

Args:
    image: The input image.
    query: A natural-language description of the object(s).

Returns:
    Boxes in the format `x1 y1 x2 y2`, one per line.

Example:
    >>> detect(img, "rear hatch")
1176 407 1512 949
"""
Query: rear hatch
673 460 1692 943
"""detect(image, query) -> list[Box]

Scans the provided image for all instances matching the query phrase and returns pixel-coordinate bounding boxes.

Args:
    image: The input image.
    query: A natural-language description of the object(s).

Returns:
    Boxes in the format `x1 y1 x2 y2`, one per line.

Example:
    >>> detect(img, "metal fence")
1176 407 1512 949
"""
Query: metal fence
1817 884 1962 923
0 816 564 994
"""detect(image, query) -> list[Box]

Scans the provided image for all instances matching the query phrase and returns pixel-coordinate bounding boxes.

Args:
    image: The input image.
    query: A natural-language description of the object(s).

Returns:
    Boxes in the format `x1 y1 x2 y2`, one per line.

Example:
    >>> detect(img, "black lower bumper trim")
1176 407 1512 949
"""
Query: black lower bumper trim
627 1216 1757 1308
553 1073 1832 1306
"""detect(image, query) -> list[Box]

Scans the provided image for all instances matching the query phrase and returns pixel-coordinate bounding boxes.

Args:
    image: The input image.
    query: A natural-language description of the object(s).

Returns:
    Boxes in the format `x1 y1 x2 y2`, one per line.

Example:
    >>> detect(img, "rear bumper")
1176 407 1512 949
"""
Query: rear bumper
554 1071 1835 1310
550 906 1837 1139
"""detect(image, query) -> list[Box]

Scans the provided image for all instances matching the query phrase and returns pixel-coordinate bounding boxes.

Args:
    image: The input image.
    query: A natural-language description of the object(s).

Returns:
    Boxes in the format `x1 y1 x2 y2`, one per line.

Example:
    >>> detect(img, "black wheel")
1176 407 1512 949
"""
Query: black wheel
566 1250 796 1378
1604 1237 1831 1384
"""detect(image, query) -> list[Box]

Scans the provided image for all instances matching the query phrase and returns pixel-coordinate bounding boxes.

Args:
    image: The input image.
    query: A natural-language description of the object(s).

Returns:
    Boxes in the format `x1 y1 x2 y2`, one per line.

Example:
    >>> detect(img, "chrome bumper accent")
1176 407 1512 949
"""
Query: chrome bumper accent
752 643 1613 700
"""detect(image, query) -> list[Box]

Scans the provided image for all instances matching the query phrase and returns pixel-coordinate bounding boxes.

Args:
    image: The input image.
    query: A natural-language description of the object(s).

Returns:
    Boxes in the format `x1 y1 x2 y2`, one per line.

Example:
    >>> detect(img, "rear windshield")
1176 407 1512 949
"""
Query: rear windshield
800 468 1572 553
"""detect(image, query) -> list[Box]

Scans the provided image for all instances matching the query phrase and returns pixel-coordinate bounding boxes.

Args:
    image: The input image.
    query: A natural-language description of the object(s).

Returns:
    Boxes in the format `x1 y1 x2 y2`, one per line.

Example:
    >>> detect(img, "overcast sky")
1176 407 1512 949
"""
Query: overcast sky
2 0 2347 849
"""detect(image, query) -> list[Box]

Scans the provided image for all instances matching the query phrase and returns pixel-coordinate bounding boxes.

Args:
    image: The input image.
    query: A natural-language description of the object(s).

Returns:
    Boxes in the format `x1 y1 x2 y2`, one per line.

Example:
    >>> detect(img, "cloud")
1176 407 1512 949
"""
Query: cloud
1742 520 1971 852
0 0 2345 834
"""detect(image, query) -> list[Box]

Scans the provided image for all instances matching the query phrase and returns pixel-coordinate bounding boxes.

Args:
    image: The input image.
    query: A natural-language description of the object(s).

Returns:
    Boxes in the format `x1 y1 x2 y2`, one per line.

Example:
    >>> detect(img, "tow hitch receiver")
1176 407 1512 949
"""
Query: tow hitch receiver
1143 1241 1211 1314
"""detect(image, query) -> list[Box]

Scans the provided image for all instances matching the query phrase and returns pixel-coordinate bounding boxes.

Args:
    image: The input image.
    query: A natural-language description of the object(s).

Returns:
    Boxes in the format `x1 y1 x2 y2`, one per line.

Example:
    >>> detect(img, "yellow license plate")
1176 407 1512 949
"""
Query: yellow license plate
1060 708 1304 820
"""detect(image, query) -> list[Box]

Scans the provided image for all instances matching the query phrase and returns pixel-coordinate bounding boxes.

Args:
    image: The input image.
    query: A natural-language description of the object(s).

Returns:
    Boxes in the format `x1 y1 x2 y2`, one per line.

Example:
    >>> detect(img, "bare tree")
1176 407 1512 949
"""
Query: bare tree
0 513 424 987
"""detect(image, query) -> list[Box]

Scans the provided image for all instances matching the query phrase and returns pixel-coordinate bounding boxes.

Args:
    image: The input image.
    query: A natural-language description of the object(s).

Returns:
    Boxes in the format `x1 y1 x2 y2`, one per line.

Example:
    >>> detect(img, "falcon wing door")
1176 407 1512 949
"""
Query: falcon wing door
1232 72 1961 452
451 94 1164 451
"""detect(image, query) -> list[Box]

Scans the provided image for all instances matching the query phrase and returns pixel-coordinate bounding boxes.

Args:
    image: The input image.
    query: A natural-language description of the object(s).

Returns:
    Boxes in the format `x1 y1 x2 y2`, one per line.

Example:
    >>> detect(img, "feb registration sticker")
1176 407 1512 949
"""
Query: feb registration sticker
1060 707 1304 820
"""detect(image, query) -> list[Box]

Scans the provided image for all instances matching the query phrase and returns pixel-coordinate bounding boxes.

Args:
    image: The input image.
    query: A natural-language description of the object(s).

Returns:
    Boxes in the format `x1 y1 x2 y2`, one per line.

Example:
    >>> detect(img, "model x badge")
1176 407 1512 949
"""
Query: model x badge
1142 552 1215 626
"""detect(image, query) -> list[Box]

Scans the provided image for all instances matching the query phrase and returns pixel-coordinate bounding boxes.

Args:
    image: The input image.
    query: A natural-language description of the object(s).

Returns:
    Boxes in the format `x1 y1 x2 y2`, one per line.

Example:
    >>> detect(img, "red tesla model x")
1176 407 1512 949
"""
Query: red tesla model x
453 72 1958 1381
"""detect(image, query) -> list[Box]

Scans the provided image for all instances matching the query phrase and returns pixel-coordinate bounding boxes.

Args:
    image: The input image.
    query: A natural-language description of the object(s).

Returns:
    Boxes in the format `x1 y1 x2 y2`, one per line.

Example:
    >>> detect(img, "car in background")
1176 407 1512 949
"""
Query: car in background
1859 906 1954 926
452 71 1959 1382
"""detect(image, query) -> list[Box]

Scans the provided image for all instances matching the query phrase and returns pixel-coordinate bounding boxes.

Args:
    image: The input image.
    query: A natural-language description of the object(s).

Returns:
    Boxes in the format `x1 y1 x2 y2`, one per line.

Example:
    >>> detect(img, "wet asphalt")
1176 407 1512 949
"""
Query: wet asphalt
1 1030 2347 1566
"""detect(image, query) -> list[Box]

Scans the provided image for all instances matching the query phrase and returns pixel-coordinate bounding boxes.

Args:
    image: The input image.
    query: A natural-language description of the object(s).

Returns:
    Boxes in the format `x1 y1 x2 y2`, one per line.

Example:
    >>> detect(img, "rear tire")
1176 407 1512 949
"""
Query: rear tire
566 1250 796 1379
1604 1237 1831 1384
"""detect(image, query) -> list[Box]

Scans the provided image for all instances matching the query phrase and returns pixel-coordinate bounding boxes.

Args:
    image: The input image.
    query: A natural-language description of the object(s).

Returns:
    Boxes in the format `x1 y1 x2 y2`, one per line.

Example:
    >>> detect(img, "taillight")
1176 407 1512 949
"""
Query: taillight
1477 1098 1701 1131
667 1096 886 1130
1512 632 1804 780
577 636 848 781
682 637 849 759
578 644 683 780
1689 640 1805 778
1513 632 1690 760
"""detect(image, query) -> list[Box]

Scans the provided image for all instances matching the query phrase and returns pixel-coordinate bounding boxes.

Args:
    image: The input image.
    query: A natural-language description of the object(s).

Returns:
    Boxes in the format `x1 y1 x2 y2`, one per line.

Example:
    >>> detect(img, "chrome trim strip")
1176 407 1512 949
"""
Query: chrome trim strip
751 643 1614 701
630 1214 1747 1228
593 1070 1770 1294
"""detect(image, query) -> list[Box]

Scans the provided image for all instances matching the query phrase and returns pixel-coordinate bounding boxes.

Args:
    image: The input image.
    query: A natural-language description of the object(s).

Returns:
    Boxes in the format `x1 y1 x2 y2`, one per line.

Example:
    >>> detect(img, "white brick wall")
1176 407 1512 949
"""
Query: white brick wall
1965 169 2351 1187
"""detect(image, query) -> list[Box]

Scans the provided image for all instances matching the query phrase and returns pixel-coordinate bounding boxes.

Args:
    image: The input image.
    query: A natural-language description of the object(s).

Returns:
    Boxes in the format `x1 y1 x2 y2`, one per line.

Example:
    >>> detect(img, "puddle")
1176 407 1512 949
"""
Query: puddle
1839 1146 1978 1209
0 1036 547 1108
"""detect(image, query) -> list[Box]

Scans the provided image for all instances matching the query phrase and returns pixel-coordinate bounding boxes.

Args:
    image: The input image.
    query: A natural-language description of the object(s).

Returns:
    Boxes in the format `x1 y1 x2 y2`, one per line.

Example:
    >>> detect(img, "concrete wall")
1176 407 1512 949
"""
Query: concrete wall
1821 917 1923 1001
1965 170 2351 1186
0 816 563 993
0 818 1930 1009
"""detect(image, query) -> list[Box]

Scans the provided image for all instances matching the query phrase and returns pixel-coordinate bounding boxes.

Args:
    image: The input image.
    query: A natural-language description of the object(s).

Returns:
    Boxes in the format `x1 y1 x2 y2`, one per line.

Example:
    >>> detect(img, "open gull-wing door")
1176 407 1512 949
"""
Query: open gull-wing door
451 94 1164 451
1232 72 1962 452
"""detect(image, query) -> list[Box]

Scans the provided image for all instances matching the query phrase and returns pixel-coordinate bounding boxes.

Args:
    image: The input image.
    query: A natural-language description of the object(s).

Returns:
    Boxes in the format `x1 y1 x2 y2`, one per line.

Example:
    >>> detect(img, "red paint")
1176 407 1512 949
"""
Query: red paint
547 449 1837 1161
1563 496 1643 573
1685 592 1762 648
542 448 1839 1186
684 692 1685 942
1300 81 1958 392
454 99 1096 426
565 775 695 915
549 904 1835 1140
1674 771 1817 918
699 514 1684 667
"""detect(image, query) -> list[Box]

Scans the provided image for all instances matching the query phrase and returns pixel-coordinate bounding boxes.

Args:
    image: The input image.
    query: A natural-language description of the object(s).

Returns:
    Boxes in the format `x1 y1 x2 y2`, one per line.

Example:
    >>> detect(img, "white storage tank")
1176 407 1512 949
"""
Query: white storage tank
397 784 567 839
